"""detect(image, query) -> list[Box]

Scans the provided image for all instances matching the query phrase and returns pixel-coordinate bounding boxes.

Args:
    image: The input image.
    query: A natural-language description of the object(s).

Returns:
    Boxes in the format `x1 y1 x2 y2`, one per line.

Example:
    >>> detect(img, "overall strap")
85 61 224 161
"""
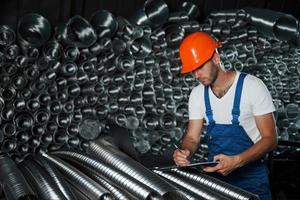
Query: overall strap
232 73 247 124
204 86 215 124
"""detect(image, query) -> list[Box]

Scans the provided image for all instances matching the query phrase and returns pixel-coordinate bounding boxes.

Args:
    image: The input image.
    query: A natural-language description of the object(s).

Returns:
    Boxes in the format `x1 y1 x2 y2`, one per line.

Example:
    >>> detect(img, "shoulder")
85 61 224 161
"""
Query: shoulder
190 83 205 97
242 73 273 104
241 73 275 114
189 84 205 105
244 73 261 83
243 73 267 89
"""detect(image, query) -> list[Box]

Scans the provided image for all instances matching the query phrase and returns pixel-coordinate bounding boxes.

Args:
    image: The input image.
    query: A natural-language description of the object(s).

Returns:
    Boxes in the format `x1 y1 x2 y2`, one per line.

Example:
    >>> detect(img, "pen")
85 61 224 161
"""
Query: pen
173 144 184 153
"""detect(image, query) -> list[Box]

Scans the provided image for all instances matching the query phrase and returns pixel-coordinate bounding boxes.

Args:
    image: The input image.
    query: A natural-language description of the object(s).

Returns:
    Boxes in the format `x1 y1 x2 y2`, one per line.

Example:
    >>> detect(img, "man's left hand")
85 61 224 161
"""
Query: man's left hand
202 154 241 176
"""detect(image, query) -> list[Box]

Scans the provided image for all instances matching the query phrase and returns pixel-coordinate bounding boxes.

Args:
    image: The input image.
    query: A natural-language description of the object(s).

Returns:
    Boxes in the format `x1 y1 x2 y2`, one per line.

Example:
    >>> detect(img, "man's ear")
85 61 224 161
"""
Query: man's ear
211 52 220 65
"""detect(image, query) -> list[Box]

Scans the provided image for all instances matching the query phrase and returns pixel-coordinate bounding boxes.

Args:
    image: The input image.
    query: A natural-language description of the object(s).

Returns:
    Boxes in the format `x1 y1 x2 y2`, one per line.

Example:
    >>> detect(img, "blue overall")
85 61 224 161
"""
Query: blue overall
204 73 272 200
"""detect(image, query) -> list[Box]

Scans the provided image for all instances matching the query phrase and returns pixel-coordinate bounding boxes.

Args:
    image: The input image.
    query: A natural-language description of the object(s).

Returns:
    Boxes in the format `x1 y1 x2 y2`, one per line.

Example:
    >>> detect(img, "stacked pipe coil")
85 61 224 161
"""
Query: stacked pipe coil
1 145 259 199
0 0 299 198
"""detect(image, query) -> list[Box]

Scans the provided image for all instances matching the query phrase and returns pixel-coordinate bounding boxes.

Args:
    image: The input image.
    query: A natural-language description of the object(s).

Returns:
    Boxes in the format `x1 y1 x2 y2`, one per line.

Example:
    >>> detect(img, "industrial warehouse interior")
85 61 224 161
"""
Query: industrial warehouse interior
0 0 299 199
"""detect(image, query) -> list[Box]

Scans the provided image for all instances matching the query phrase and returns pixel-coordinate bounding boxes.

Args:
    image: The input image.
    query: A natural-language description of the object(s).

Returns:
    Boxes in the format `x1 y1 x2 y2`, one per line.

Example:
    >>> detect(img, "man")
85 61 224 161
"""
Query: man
173 32 277 200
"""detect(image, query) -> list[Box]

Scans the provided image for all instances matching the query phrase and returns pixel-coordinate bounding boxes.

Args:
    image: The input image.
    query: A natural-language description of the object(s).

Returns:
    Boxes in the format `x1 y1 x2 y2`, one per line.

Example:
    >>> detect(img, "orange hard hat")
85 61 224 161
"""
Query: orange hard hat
179 32 221 74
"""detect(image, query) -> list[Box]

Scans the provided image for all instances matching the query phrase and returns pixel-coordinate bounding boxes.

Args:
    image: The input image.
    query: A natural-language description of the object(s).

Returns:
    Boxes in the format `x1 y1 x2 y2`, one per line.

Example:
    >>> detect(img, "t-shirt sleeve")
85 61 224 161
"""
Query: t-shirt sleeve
248 76 276 116
188 86 204 120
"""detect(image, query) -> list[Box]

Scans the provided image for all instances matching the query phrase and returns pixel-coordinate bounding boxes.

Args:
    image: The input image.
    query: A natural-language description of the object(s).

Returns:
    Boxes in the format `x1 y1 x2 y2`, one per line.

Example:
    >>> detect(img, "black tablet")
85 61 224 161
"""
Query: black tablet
153 161 219 171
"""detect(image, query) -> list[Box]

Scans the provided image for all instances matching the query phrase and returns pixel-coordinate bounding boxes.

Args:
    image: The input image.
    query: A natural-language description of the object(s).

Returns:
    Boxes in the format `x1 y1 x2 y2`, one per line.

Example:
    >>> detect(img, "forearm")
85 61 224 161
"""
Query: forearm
237 137 277 167
236 113 278 167
179 119 203 156
181 135 200 156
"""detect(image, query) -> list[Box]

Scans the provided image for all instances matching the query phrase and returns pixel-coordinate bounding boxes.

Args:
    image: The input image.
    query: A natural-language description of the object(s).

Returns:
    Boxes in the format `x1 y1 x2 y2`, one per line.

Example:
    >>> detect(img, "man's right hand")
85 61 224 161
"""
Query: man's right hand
173 149 191 166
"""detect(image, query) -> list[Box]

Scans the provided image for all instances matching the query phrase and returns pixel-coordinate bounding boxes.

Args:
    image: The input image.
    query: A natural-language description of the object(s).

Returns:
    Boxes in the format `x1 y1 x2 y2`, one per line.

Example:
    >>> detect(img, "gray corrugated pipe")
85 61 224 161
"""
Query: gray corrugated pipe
56 15 97 48
90 10 118 39
171 168 259 200
181 2 200 20
18 159 68 200
33 155 78 200
209 9 246 18
41 152 113 200
130 0 169 28
17 13 51 48
0 154 37 200
83 168 137 200
151 173 206 200
245 7 300 43
171 185 203 200
0 25 16 46
153 169 230 200
51 150 163 200
43 41 63 61
87 137 188 200
68 184 90 200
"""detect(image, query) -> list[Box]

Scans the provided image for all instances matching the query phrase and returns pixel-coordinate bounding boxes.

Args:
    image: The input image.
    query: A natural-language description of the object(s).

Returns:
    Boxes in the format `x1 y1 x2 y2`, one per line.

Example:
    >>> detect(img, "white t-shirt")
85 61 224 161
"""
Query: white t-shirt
188 71 275 143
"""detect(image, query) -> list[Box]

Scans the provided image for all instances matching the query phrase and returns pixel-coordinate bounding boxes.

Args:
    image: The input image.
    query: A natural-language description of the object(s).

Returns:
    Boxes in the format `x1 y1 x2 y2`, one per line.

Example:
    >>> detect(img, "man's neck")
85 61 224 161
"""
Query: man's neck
211 70 236 98
212 70 235 89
